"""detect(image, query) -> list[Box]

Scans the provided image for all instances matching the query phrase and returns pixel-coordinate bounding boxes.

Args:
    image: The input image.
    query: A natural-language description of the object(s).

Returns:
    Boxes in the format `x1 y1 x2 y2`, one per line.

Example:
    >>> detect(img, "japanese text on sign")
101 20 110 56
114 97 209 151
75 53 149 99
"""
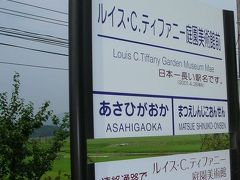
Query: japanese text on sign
96 150 230 180
98 3 221 51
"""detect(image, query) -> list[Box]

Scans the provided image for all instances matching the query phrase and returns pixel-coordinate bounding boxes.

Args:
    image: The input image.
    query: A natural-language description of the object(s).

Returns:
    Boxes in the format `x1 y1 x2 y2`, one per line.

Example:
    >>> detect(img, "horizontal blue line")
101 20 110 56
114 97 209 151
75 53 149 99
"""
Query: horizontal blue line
93 91 228 102
98 34 222 61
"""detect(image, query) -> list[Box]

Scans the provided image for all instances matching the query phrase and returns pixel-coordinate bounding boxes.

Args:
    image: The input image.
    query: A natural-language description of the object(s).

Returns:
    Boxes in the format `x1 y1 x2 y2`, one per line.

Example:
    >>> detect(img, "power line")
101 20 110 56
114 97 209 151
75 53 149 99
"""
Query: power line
0 7 68 24
0 32 68 48
0 42 68 56
0 61 68 71
0 11 68 27
0 26 68 41
6 0 68 15
0 27 68 48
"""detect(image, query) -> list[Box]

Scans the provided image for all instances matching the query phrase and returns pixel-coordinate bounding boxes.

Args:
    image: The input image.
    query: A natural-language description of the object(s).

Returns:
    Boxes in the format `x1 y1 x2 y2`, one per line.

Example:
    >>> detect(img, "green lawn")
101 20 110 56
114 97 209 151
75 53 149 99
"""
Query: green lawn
41 140 71 180
88 135 201 162
41 135 202 179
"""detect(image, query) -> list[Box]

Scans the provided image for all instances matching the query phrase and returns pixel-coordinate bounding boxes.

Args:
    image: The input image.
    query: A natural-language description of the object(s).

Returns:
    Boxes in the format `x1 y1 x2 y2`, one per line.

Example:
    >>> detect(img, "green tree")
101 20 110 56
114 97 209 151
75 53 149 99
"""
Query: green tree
0 73 69 179
201 133 229 151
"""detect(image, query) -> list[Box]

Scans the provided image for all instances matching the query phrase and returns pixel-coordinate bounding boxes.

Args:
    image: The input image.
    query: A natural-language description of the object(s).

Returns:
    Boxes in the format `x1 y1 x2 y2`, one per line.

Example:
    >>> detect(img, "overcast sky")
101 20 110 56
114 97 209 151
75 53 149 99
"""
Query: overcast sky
0 0 237 115
0 0 68 115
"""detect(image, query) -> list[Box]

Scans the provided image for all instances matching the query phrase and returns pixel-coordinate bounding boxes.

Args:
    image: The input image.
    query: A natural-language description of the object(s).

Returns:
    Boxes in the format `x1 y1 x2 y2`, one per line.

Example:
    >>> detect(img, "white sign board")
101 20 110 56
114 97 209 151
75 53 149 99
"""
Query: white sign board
92 0 228 138
95 150 231 180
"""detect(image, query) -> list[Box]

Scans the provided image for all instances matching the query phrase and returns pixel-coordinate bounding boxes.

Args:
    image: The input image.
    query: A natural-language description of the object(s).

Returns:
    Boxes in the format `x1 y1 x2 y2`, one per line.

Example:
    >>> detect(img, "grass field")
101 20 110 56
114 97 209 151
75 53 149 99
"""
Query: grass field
41 135 202 179
88 135 202 162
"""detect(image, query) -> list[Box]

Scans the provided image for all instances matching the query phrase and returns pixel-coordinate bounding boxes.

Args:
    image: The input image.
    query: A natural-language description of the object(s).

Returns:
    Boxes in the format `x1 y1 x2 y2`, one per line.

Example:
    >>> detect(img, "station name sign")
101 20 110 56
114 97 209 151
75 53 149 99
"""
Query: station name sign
92 0 228 139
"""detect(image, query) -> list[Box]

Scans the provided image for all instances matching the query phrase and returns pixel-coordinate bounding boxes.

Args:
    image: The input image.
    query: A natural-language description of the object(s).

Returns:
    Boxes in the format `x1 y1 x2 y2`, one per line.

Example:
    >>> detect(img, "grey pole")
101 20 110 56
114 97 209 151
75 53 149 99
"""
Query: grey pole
224 10 240 180
69 0 92 179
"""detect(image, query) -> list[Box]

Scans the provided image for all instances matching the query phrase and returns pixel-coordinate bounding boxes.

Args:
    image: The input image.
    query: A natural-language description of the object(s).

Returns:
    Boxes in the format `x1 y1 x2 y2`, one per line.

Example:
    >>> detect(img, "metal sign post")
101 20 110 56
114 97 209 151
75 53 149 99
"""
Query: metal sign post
224 10 240 180
69 0 92 179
